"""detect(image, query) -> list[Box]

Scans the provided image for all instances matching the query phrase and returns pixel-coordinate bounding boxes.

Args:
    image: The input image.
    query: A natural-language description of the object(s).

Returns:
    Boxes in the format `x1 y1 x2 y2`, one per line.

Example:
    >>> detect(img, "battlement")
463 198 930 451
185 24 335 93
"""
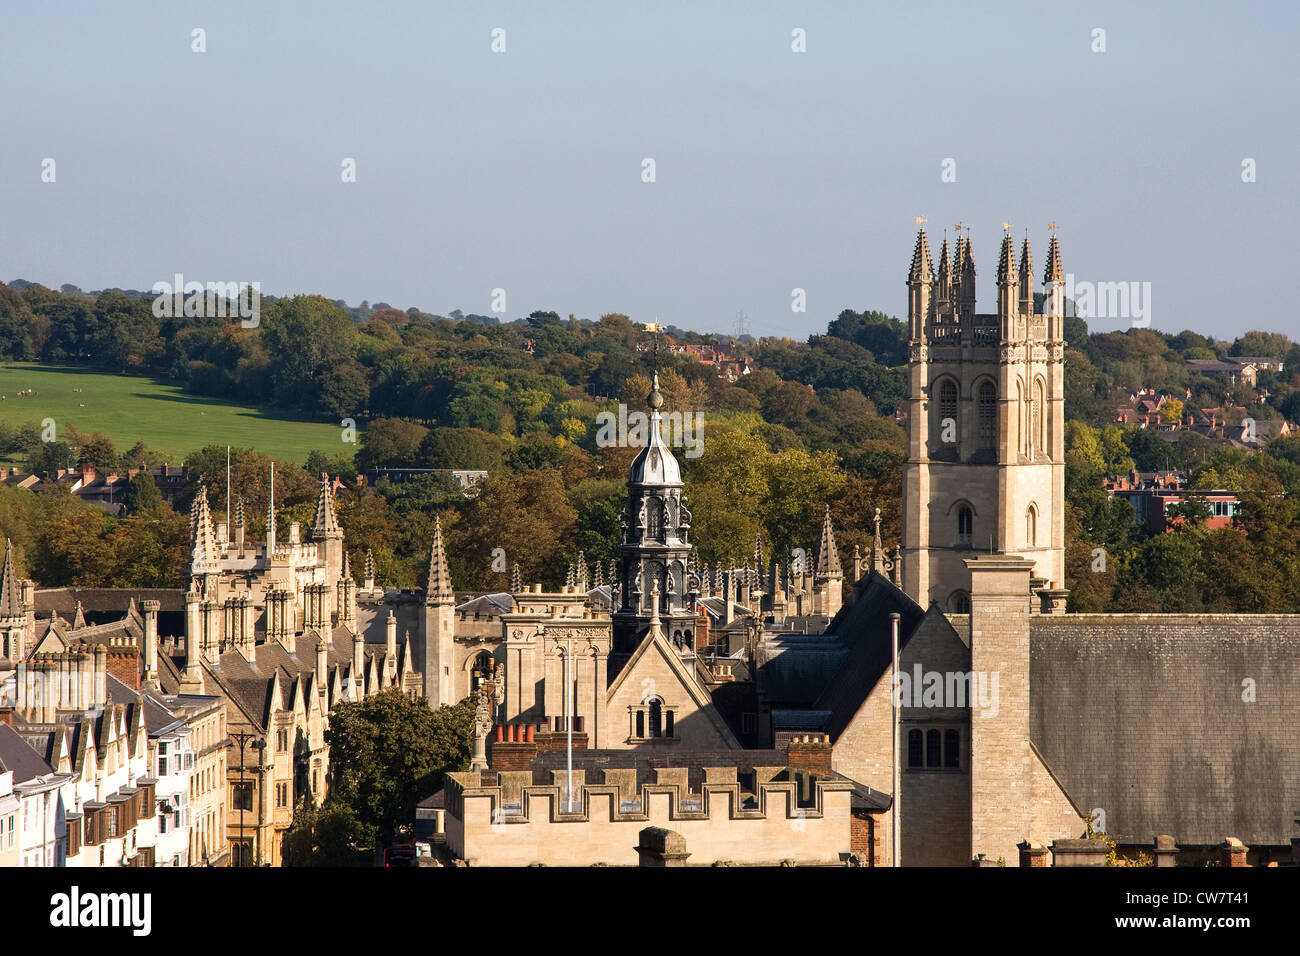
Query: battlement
444 763 856 866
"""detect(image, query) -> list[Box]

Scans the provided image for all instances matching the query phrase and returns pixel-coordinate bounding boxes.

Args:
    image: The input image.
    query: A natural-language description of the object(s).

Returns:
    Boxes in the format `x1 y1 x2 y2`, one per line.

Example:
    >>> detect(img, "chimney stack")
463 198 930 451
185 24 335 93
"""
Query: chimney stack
142 600 160 686
93 642 107 708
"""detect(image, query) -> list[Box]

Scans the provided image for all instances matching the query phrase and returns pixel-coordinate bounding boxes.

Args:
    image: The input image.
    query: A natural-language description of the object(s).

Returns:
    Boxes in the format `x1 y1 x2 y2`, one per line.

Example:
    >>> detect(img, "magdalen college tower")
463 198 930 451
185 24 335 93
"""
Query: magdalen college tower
901 227 1067 610
611 373 701 673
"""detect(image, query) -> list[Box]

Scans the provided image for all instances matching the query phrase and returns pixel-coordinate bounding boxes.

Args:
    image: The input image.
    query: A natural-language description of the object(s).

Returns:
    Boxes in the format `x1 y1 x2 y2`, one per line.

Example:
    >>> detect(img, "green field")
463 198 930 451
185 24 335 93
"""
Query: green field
0 364 356 466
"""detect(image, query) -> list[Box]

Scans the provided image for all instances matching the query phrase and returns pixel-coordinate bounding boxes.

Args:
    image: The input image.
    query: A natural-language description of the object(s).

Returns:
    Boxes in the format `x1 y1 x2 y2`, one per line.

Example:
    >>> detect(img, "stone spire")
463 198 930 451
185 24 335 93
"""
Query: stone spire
72 601 86 630
425 517 454 605
593 559 605 589
364 548 375 590
189 487 219 576
815 505 842 579
1019 236 1034 315
1044 233 1064 284
312 473 340 537
566 564 576 589
961 235 976 275
908 228 935 283
341 549 351 582
997 231 1018 321
996 231 1017 284
936 236 952 301
576 550 588 591
957 235 977 320
511 562 522 592
0 539 22 618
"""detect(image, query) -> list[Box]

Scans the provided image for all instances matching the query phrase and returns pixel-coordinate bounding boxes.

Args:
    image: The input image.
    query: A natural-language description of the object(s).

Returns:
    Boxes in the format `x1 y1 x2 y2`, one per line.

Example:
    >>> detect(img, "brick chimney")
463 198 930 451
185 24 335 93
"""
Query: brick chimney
786 734 832 775
1219 837 1248 868
1017 841 1049 867
105 635 139 690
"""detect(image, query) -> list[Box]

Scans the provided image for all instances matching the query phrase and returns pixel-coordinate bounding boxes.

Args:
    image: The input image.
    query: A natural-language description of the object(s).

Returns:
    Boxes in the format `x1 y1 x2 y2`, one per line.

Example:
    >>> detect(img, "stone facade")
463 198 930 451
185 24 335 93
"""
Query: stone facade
902 229 1066 610
445 764 855 866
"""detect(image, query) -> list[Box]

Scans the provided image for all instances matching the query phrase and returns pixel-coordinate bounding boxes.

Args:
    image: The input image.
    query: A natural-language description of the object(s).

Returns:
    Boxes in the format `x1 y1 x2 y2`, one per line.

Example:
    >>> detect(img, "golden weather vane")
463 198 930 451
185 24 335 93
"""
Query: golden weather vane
1002 221 1012 232
915 216 927 225
1048 221 1056 231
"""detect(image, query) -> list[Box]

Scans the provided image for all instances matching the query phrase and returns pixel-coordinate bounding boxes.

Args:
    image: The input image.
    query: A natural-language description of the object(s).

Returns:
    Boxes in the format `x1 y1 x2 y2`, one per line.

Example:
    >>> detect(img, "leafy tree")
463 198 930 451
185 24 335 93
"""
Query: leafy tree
27 440 78 478
282 803 373 867
324 690 474 847
356 417 429 471
120 471 165 516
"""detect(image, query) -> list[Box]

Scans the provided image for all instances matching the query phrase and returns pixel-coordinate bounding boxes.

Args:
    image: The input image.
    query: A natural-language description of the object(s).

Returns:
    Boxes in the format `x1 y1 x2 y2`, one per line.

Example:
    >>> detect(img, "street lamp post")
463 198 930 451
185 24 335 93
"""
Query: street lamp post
229 730 263 867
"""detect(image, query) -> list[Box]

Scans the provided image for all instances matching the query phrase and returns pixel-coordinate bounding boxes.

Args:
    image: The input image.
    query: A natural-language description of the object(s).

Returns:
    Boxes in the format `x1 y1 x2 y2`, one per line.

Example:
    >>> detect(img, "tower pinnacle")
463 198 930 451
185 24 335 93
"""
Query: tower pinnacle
426 517 455 605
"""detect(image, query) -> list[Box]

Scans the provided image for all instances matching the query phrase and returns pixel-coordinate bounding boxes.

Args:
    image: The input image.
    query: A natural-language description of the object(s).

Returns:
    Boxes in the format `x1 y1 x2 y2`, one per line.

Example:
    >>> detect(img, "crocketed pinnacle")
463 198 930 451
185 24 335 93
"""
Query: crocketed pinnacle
1044 234 1064 284
996 232 1017 283
312 473 340 537
0 539 21 618
816 505 842 579
426 517 454 605
909 228 935 282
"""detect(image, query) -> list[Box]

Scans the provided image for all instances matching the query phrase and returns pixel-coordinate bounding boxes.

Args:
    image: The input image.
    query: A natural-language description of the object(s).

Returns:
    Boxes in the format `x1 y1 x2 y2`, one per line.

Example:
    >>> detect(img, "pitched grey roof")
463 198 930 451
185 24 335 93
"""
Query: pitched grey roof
1030 614 1300 847
0 723 55 783
812 573 929 740
105 674 178 734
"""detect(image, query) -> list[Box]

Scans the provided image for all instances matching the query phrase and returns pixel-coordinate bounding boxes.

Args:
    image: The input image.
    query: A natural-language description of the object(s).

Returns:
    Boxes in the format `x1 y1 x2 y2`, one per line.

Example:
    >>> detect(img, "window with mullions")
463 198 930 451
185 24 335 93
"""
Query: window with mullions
978 381 997 450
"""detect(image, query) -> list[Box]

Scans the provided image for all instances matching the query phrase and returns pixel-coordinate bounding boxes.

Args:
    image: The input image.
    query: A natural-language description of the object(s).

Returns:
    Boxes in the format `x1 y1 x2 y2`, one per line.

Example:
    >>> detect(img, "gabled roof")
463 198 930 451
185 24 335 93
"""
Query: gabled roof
812 572 930 741
0 723 55 783
607 625 741 749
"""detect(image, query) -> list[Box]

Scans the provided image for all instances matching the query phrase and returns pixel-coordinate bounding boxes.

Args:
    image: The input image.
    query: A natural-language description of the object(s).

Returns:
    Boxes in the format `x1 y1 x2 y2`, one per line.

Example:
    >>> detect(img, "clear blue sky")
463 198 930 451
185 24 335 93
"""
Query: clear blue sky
3 1 1296 340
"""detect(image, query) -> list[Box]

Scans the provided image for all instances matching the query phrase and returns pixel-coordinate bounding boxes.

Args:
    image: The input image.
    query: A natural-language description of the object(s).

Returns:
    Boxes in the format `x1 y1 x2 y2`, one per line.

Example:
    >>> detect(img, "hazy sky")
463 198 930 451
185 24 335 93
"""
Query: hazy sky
3 1 1296 341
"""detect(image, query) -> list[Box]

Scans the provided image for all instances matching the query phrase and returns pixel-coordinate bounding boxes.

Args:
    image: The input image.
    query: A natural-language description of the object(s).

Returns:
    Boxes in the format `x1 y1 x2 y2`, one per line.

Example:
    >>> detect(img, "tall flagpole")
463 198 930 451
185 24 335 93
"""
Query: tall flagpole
226 445 231 537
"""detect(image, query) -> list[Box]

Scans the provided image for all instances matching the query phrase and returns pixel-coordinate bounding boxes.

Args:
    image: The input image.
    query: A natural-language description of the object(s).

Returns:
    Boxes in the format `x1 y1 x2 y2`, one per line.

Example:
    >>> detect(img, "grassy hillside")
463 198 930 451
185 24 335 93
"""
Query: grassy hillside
0 363 354 466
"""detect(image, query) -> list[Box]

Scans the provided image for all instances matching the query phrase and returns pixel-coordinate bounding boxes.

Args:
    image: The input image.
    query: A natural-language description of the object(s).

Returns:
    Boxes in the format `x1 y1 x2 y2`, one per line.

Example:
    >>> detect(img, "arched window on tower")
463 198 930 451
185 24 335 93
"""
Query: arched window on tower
949 590 971 614
956 505 973 546
978 381 997 451
1032 379 1045 455
1026 504 1038 548
936 379 958 448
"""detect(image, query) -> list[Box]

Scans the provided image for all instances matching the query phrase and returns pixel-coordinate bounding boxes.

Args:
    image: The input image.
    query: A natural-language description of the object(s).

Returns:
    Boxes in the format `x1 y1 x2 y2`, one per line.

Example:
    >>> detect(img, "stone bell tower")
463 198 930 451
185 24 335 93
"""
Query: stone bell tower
901 226 1066 610
611 373 701 674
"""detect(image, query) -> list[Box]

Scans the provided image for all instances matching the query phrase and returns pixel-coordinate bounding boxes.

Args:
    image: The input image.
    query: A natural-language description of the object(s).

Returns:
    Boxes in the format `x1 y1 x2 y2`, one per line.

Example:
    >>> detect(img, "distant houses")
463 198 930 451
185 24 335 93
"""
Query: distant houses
0 463 188 516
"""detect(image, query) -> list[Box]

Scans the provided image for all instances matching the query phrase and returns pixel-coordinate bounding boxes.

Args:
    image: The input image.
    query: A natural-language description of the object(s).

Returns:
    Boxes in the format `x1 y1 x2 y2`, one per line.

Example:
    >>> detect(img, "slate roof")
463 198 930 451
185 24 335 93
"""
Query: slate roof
758 633 847 704
813 572 928 740
1030 614 1300 847
105 674 179 734
36 588 185 614
0 723 55 783
455 593 513 616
